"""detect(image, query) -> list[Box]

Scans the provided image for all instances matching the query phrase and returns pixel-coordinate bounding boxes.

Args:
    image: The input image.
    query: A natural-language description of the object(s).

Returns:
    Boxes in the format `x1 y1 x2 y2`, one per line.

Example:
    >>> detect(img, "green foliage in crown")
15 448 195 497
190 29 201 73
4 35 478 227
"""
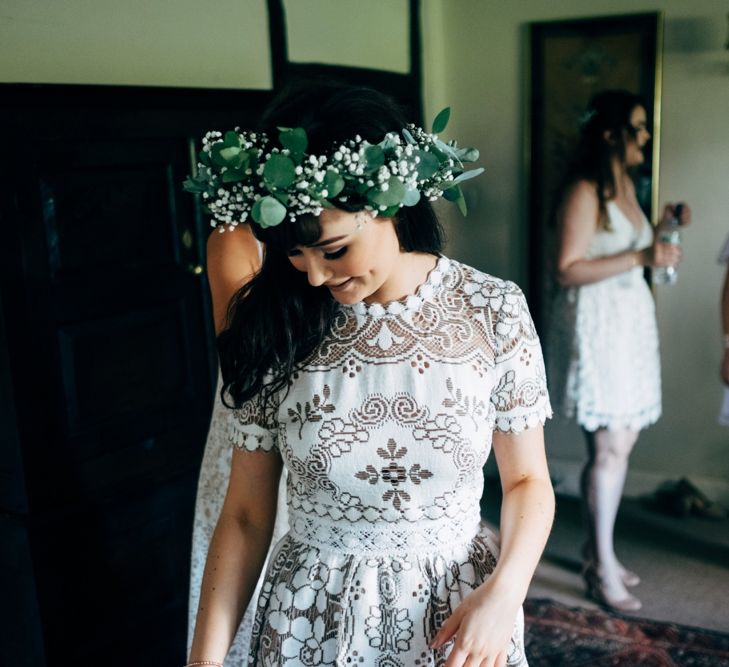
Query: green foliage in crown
183 108 484 230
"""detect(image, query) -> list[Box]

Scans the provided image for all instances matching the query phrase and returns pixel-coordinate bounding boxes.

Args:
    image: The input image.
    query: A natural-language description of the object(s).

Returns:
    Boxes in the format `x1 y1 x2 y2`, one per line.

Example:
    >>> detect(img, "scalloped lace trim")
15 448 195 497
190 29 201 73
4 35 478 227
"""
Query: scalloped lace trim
572 403 661 432
346 255 450 318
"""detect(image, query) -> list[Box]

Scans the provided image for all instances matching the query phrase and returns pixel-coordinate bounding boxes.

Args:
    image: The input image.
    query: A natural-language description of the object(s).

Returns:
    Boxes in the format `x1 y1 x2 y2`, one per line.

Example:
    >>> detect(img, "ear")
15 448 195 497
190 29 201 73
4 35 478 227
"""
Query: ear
602 129 615 144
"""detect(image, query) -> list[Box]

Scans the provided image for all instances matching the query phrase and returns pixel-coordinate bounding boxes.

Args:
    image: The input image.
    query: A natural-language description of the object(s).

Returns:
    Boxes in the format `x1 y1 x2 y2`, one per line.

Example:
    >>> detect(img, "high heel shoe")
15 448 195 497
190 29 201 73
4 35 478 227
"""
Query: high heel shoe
581 543 640 587
583 564 642 613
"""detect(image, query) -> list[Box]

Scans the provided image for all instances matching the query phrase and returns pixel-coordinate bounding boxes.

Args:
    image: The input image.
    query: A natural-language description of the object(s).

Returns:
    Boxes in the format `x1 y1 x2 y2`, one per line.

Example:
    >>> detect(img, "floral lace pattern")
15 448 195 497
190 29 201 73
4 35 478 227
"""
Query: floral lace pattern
231 257 549 665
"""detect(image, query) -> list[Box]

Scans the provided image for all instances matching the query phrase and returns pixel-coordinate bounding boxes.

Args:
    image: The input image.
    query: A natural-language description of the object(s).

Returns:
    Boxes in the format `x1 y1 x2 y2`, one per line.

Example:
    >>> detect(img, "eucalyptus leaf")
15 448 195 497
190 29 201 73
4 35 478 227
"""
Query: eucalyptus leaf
370 176 406 208
198 150 211 167
402 189 420 206
279 127 308 163
443 186 468 215
434 138 459 161
219 146 243 163
263 154 296 189
431 107 451 134
379 205 400 217
223 131 241 147
402 128 416 145
415 150 439 180
323 170 344 198
182 176 205 193
442 186 460 202
222 168 246 183
456 147 480 162
450 167 484 186
252 196 286 227
364 145 385 171
210 144 230 168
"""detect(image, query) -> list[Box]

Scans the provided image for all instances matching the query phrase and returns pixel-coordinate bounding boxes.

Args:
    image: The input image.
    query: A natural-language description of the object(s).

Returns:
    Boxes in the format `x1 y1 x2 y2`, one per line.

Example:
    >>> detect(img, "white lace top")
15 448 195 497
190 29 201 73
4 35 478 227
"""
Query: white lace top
230 256 550 666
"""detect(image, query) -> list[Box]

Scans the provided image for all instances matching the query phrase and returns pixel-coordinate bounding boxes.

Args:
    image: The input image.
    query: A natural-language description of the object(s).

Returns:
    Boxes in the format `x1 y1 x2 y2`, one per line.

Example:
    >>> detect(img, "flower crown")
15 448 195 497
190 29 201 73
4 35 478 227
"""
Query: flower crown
183 108 484 230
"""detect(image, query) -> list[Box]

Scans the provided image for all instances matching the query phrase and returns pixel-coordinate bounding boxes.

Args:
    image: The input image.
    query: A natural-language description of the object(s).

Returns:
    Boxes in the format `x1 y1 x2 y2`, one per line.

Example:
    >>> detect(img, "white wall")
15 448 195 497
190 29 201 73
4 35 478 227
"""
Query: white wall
284 0 409 73
0 0 411 88
422 0 729 499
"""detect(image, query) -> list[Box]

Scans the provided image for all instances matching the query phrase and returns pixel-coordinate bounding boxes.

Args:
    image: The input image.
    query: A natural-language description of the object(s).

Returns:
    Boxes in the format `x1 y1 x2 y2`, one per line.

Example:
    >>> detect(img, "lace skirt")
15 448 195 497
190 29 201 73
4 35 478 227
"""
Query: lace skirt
246 513 528 666
547 275 661 432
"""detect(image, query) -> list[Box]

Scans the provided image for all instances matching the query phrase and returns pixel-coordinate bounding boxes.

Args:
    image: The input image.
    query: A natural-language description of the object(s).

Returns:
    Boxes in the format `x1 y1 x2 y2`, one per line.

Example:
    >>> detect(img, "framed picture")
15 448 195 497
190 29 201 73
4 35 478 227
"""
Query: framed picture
527 12 663 331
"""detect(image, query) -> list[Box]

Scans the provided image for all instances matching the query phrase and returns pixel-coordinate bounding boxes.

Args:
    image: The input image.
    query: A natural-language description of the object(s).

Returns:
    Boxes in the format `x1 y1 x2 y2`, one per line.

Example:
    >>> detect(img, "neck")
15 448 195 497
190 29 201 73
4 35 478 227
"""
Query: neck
364 252 438 305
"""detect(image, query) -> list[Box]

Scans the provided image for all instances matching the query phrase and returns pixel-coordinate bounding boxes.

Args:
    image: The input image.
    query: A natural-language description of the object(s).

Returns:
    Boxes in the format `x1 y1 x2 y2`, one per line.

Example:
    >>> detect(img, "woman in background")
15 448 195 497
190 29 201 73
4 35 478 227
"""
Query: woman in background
188 224 288 665
548 90 689 612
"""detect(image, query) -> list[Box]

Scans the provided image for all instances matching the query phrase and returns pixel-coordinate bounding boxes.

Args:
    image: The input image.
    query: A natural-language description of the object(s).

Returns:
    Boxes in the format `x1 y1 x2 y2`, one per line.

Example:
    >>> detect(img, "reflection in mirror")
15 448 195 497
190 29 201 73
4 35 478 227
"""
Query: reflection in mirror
529 10 704 618
528 12 662 329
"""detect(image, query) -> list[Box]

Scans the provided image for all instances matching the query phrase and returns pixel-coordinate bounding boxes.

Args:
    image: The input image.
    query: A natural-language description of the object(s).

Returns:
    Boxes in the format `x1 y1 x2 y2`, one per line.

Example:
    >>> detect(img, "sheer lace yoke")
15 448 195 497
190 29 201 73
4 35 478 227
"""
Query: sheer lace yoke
346 255 449 319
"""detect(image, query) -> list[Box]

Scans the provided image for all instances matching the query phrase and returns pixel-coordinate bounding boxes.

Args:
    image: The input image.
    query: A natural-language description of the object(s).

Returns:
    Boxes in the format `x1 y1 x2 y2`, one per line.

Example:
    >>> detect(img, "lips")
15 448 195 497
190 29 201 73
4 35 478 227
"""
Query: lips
327 278 354 293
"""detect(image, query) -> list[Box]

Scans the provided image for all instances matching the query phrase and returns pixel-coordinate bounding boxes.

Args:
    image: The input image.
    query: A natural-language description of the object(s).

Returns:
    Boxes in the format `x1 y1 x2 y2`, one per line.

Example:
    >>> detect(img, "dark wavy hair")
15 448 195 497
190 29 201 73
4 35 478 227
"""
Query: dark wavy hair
559 90 647 229
217 81 444 411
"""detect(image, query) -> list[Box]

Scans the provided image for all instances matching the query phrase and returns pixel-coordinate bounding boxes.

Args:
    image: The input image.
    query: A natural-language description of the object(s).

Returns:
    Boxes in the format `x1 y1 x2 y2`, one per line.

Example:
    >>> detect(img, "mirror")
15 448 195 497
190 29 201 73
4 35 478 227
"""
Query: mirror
527 12 663 330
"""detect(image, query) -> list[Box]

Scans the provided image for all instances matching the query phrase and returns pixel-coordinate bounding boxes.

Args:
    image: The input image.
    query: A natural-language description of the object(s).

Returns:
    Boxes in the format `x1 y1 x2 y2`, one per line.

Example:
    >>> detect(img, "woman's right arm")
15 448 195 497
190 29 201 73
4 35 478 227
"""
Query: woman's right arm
188 446 282 663
555 181 677 288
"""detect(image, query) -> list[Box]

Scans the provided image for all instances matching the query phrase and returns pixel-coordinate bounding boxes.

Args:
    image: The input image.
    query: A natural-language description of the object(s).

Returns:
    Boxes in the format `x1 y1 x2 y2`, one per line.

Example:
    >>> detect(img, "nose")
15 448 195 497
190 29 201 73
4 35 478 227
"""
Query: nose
305 256 329 287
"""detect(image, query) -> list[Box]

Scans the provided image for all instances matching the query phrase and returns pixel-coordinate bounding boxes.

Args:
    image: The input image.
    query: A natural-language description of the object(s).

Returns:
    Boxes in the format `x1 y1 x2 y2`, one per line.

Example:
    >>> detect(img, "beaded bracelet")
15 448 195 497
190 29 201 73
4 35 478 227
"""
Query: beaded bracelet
184 661 223 667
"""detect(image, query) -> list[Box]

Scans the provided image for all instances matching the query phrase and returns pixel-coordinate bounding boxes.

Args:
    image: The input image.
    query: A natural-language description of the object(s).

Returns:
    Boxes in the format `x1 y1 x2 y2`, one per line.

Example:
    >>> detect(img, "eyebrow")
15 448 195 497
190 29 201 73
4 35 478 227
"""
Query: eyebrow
307 234 348 248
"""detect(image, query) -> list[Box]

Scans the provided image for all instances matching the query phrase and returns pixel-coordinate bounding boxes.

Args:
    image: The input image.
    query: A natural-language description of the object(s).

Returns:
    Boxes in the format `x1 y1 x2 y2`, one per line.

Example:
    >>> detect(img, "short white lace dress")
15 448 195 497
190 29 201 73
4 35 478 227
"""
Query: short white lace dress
547 200 661 432
231 257 551 666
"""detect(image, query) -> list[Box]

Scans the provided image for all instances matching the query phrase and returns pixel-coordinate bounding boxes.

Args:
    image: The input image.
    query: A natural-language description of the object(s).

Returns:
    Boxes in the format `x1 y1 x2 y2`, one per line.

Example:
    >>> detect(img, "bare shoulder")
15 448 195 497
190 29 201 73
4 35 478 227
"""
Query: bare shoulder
206 225 261 333
207 224 260 263
566 179 599 204
561 179 599 228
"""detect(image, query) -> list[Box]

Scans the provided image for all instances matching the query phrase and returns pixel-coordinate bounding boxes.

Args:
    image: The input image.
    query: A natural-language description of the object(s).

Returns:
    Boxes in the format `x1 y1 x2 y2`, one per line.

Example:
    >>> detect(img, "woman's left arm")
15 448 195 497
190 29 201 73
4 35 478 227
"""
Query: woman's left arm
432 426 554 667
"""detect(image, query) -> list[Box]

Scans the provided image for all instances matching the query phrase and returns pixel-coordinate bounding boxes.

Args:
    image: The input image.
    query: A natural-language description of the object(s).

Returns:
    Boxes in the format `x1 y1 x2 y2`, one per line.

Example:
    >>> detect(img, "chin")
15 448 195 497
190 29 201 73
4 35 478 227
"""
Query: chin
331 292 361 305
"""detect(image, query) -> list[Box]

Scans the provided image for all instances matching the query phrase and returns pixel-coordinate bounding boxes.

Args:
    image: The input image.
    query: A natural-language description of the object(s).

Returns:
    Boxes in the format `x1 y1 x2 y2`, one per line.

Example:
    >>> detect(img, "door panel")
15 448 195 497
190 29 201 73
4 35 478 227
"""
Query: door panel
1 84 271 667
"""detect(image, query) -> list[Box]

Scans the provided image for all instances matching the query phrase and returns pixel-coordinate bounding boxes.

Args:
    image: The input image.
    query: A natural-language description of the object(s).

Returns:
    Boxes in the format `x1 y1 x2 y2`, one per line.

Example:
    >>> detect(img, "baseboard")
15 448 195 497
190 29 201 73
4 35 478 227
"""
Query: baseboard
542 457 729 506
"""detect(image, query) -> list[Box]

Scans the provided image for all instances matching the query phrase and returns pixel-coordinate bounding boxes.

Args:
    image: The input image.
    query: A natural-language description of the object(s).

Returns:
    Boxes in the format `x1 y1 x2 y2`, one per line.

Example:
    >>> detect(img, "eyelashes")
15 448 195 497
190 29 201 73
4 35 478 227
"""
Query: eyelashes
286 246 348 260
324 247 348 260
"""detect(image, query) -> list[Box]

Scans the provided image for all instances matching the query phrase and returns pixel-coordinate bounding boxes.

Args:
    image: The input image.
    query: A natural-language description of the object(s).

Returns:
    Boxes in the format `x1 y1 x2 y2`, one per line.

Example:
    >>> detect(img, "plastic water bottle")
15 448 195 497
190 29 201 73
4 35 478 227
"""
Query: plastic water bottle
653 205 683 285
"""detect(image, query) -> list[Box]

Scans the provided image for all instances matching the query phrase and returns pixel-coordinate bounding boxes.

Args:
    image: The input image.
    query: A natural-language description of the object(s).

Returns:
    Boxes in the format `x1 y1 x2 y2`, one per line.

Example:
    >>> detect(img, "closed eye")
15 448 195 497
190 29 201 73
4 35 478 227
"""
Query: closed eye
286 246 348 259
324 247 347 260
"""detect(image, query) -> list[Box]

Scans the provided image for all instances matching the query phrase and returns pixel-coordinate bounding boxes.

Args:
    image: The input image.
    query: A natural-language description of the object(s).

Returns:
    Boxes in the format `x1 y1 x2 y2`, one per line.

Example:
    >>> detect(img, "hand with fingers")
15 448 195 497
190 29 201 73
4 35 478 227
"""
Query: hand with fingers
659 202 692 228
430 580 521 667
643 238 682 268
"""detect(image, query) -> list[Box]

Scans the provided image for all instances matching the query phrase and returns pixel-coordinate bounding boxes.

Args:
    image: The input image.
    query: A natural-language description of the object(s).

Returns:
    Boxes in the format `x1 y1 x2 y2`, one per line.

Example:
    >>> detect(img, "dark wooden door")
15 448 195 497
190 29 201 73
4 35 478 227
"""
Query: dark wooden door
0 85 269 667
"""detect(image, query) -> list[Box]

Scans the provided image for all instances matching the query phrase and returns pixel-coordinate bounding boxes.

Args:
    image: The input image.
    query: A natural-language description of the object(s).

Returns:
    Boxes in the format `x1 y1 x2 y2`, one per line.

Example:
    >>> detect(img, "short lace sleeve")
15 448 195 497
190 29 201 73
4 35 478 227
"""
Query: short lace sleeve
228 396 279 453
489 281 552 433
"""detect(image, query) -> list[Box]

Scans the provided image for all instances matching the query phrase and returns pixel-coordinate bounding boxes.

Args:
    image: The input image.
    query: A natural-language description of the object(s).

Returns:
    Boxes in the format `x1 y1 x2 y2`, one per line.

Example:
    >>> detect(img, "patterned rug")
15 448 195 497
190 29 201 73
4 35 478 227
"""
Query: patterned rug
524 598 729 666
